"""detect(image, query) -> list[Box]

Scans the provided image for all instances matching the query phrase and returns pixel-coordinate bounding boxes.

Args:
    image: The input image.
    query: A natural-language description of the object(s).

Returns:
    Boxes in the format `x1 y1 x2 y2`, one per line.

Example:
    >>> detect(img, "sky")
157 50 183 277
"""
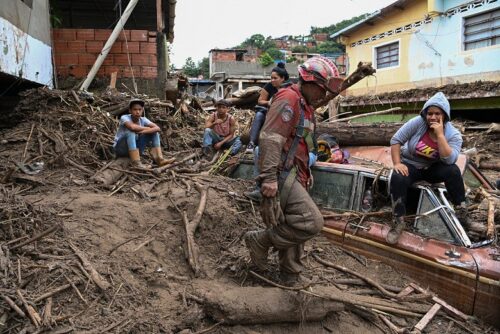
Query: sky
170 0 396 67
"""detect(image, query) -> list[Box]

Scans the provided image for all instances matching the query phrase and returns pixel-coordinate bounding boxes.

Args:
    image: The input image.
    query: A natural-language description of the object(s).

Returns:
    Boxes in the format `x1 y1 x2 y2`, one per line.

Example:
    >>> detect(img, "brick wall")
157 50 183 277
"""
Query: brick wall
52 28 158 80
211 52 237 62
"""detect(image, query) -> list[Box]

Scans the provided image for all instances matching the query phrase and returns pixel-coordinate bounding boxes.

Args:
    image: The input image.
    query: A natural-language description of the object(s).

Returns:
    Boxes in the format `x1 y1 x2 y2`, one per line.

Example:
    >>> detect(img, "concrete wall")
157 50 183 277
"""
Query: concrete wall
343 0 500 96
211 61 299 78
0 0 53 87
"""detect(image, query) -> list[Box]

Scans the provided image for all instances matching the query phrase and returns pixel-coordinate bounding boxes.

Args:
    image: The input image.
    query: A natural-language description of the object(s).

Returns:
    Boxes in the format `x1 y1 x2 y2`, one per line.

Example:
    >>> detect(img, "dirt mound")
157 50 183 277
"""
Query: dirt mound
1 88 498 333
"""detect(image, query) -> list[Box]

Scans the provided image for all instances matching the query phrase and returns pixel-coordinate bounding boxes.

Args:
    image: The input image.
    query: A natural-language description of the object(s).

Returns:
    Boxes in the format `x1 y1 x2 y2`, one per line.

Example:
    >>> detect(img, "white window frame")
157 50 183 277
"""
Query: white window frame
372 39 401 71
461 7 500 51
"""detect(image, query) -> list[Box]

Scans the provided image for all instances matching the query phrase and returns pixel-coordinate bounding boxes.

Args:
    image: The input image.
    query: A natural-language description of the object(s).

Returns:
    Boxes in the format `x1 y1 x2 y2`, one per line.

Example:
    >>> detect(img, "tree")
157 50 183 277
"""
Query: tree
261 36 277 51
241 34 266 49
258 52 274 67
310 14 368 36
198 57 210 79
291 45 307 53
182 57 199 77
266 47 284 60
316 41 343 54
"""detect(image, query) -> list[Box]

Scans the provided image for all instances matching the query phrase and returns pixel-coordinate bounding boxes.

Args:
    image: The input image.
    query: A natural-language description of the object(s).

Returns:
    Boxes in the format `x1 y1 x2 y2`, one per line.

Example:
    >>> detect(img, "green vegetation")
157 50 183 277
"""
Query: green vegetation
232 14 367 63
182 57 210 78
310 14 368 35
258 52 274 67
350 113 417 123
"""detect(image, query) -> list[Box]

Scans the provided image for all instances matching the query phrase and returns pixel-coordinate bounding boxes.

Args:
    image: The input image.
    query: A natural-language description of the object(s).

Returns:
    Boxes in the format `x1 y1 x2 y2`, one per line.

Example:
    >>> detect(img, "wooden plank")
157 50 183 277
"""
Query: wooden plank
396 285 415 298
109 72 117 89
414 303 442 332
410 283 469 321
432 296 469 321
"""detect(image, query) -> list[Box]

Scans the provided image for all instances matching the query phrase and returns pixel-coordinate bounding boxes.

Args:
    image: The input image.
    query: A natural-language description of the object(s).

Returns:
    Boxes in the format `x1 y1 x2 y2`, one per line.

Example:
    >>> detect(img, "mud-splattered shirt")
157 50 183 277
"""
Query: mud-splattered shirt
258 84 315 188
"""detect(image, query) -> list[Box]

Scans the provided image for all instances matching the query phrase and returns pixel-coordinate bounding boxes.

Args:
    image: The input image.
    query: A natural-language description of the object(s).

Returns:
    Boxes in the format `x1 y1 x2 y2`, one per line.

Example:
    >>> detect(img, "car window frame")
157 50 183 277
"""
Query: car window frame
413 185 469 247
310 165 358 211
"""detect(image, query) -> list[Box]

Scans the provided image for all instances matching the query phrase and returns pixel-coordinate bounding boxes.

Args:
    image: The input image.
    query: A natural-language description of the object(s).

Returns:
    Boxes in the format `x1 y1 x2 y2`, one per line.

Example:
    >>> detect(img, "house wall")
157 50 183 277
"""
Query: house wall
408 0 500 85
343 0 500 96
343 0 428 95
52 28 158 80
0 0 53 87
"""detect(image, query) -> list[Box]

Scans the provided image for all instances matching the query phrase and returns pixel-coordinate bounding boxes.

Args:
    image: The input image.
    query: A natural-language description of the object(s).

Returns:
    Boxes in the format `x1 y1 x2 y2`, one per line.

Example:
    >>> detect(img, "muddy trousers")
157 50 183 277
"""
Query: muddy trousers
268 180 324 274
390 161 466 217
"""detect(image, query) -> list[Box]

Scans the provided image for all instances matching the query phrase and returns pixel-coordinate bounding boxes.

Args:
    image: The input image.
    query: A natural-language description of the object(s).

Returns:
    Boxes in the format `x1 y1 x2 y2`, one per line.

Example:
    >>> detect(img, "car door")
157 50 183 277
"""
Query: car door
341 184 479 315
310 164 357 245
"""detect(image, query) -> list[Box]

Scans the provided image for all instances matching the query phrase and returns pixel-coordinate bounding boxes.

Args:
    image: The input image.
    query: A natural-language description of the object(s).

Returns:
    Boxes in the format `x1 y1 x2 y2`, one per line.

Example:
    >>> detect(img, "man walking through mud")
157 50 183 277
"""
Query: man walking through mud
244 56 343 285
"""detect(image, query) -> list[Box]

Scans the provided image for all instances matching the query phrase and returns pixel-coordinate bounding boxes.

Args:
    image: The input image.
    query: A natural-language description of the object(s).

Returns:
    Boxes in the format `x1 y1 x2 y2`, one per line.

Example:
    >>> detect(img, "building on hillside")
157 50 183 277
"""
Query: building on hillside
331 0 500 99
1 0 53 92
50 0 176 97
313 33 329 44
208 48 300 99
291 52 321 63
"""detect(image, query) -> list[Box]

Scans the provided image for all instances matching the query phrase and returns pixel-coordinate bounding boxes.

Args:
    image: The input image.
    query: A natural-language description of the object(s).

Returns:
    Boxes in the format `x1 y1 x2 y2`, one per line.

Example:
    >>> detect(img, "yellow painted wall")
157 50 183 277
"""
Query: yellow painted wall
344 0 429 96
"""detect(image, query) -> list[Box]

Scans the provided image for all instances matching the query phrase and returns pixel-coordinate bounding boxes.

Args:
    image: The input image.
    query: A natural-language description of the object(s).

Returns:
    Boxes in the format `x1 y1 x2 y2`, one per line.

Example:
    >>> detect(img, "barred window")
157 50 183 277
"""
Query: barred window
375 41 399 69
464 8 500 50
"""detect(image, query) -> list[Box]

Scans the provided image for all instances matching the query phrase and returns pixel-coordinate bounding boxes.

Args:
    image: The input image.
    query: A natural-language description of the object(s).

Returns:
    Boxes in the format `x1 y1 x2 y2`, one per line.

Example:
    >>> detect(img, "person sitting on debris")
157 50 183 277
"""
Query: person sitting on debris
244 56 342 286
387 92 471 244
246 62 290 153
202 99 242 157
113 98 175 168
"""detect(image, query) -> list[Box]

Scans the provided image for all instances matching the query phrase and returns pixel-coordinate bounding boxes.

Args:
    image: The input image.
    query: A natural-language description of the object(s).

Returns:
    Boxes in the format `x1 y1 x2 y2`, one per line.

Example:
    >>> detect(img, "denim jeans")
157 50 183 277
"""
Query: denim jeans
249 110 267 145
390 161 466 217
202 128 242 155
114 130 161 157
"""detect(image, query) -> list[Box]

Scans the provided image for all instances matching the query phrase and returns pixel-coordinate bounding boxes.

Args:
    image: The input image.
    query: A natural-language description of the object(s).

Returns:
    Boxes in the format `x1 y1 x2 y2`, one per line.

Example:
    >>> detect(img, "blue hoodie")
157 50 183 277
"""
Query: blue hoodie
390 92 462 169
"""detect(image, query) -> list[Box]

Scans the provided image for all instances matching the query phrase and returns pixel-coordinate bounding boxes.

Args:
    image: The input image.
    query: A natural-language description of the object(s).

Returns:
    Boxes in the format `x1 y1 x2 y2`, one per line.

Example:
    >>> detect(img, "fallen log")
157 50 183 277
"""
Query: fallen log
92 158 129 188
479 161 500 171
317 122 403 146
192 281 430 325
192 281 344 324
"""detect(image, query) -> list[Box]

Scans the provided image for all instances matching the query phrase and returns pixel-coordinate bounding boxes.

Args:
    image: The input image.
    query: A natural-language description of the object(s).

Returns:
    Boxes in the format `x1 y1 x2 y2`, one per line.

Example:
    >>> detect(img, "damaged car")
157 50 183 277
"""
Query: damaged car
231 146 500 326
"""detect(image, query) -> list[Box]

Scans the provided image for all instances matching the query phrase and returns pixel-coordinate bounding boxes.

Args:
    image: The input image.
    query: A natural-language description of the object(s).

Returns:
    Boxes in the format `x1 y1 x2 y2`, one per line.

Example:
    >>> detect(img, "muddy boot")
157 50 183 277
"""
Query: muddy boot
244 188 262 202
386 216 405 245
244 230 271 271
150 147 175 167
128 149 150 169
279 271 310 287
202 146 215 160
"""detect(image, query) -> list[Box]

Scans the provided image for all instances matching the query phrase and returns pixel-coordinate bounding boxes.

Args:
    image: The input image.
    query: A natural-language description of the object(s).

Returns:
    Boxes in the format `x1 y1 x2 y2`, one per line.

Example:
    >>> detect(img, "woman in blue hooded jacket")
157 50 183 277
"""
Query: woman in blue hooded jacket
387 92 467 244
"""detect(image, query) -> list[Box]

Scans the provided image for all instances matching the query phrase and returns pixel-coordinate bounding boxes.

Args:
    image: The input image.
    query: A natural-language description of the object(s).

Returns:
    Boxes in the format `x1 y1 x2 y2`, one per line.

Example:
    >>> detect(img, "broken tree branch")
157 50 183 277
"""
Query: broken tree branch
68 242 110 291
9 224 61 251
153 152 198 175
480 187 496 238
182 183 209 276
329 107 401 123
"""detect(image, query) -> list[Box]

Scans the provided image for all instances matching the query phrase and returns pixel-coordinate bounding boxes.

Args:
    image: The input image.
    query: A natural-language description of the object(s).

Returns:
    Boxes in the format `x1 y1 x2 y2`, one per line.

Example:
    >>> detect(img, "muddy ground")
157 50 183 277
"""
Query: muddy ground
0 88 498 333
